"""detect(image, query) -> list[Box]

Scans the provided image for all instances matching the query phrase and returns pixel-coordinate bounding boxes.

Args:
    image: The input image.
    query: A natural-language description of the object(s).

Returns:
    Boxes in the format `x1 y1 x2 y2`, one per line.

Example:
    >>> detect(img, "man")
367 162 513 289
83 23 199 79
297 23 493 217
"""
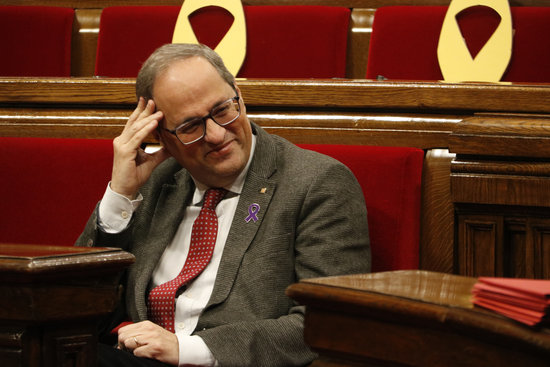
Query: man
76 43 370 367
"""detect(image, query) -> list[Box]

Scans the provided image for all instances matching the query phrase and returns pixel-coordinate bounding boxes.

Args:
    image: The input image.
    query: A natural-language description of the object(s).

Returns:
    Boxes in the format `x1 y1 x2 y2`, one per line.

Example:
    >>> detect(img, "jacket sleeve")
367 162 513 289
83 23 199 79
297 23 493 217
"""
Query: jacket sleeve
75 203 135 251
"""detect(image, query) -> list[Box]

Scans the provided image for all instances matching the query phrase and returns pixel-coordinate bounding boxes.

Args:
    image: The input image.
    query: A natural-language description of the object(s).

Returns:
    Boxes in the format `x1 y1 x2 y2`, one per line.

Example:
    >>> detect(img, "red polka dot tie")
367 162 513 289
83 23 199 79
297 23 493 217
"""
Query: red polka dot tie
147 188 227 332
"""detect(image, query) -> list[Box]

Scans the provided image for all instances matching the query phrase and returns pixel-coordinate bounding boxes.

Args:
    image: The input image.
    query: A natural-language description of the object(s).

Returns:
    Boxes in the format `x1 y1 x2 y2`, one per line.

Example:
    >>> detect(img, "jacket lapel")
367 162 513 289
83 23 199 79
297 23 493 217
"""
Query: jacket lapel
206 125 278 308
132 166 195 319
206 173 276 307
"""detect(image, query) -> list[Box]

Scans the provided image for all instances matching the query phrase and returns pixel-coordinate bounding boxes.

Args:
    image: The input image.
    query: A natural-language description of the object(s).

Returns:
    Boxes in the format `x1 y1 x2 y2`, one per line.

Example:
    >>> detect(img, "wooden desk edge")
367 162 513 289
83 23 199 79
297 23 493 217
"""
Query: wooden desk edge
0 244 135 281
286 273 550 354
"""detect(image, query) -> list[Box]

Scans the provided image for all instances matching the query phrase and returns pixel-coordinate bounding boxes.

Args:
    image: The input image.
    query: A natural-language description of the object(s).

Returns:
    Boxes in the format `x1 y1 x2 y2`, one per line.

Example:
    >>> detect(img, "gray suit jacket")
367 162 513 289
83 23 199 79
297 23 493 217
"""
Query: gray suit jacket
76 123 370 367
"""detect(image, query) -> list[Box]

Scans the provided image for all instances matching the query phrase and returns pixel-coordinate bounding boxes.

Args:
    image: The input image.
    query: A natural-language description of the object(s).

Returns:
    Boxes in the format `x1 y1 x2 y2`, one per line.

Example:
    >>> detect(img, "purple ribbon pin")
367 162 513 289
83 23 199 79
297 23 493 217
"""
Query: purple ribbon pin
245 203 260 223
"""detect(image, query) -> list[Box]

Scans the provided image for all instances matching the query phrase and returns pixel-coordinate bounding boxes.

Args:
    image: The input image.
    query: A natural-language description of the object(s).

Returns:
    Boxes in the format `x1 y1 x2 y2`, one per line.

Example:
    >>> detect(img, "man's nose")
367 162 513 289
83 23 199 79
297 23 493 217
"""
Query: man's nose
203 118 226 143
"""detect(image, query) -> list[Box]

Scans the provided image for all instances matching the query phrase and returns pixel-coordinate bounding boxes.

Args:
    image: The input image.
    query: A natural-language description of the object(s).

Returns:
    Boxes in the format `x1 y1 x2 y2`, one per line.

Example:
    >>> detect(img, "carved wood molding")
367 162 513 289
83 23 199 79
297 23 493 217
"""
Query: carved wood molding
2 0 547 8
450 114 550 208
1 78 550 113
450 114 550 158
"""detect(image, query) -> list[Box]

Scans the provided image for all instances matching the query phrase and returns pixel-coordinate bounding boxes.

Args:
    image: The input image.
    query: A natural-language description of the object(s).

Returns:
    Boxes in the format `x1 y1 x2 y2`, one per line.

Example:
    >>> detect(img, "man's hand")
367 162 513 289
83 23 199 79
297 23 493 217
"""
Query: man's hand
111 98 170 199
118 320 179 365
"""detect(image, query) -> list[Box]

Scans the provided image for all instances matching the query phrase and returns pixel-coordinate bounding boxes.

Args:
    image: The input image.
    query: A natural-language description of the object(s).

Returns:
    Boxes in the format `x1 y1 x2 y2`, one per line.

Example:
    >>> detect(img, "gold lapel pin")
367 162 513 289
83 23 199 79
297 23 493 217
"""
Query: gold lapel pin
260 187 267 194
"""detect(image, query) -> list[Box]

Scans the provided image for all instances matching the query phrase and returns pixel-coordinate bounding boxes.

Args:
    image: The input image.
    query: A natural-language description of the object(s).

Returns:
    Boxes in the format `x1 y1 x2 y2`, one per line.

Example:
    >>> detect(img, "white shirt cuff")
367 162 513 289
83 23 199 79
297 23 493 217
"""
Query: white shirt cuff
97 182 143 233
176 334 218 367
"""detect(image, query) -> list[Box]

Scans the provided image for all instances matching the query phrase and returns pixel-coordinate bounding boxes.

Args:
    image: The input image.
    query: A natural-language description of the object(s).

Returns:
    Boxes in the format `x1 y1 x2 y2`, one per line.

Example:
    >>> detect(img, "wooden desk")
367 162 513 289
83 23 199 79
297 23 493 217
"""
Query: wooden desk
0 244 134 367
286 270 550 367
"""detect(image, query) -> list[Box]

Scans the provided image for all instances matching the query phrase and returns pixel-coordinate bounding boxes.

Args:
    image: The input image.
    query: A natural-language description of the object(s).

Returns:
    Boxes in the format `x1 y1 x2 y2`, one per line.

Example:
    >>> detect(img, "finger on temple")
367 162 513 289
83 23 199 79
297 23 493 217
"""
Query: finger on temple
127 97 147 124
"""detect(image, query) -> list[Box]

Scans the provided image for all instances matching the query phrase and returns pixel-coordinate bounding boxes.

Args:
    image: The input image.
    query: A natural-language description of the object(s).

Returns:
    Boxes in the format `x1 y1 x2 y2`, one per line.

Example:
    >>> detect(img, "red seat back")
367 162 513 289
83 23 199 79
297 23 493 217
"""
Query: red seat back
299 144 424 272
366 6 550 83
0 6 74 77
0 137 423 271
95 5 349 78
0 138 113 246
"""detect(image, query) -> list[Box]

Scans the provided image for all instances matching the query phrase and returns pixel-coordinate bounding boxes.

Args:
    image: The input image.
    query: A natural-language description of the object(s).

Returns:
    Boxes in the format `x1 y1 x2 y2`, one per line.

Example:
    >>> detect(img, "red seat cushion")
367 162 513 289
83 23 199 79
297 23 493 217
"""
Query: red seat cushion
0 6 74 77
0 138 113 246
95 5 349 78
366 6 550 83
299 144 424 272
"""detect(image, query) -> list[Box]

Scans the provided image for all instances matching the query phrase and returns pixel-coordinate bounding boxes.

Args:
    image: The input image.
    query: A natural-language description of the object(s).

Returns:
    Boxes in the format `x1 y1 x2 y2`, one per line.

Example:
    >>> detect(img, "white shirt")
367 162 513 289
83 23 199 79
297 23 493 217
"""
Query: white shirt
97 135 256 366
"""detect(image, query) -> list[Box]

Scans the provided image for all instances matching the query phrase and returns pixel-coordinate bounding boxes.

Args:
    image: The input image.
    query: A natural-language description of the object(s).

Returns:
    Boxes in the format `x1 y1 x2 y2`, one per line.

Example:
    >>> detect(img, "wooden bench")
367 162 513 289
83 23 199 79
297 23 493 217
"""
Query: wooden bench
2 77 550 278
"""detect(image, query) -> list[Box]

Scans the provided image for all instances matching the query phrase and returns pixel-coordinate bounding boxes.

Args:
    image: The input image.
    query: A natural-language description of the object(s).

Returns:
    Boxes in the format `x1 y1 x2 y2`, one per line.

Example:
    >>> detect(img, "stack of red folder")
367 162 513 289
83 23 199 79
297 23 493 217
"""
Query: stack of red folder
472 277 550 326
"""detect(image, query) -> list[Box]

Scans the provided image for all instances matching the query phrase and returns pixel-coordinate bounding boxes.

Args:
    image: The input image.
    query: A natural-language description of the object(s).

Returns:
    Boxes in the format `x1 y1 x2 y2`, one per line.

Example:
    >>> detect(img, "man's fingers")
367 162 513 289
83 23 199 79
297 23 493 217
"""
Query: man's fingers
128 335 145 350
118 321 152 351
125 97 147 128
119 336 145 352
110 116 163 199
121 99 162 145
133 336 142 347
117 321 179 364
125 118 161 152
137 98 157 121
127 110 162 142
115 115 161 157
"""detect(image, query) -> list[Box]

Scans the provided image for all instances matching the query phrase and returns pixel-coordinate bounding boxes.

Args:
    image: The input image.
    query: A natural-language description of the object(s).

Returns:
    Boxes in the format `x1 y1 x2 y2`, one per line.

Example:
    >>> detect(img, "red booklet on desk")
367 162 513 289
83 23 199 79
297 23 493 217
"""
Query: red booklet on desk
472 277 550 326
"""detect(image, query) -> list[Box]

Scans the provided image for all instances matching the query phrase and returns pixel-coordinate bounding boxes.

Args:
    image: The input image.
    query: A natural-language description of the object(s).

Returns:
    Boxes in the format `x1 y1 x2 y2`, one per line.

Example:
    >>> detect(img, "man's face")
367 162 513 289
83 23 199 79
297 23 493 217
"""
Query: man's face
153 57 252 188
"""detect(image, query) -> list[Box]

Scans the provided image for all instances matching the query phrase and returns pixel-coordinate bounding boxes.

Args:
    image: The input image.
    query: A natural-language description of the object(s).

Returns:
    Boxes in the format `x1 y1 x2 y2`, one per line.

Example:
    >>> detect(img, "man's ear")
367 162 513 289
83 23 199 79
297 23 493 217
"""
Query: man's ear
234 83 242 100
234 83 246 115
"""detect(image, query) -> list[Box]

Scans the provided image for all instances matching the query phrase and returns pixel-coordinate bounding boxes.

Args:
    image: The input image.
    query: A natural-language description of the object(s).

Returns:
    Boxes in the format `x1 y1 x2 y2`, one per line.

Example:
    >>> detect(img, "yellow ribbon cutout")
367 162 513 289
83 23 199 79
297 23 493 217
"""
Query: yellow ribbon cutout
437 0 512 83
172 0 247 76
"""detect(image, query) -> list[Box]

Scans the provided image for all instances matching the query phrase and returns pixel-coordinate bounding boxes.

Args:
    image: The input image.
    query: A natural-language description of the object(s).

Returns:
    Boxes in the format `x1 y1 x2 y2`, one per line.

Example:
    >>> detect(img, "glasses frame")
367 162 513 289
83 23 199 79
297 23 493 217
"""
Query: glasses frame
161 95 241 145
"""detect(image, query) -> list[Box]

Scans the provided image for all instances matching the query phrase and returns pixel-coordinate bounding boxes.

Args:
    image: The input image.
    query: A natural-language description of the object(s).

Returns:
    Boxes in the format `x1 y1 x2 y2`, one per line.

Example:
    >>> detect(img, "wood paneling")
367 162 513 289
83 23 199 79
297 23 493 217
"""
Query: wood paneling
71 9 101 77
0 245 134 366
450 113 550 278
346 8 374 79
457 215 501 277
456 211 550 278
420 149 455 273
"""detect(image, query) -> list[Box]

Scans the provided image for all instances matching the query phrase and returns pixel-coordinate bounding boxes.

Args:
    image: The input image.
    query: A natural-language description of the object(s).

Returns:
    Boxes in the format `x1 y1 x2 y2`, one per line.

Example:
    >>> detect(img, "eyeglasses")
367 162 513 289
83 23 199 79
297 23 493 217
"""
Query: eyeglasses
162 95 241 145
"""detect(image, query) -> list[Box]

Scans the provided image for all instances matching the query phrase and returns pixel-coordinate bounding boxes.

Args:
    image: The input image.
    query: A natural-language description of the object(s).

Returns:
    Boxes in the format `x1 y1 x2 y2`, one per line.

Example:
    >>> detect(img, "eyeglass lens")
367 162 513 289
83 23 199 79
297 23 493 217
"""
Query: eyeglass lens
177 98 239 144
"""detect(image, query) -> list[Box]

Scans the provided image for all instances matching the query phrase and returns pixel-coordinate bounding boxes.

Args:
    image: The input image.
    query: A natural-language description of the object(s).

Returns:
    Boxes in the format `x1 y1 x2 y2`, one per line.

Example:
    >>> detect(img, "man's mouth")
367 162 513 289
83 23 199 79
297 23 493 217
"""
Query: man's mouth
207 140 234 157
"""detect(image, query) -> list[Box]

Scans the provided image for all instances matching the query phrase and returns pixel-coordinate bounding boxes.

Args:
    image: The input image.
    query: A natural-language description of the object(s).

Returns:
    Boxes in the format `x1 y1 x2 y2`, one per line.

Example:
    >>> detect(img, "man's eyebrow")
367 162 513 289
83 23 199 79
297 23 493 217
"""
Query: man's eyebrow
177 96 232 126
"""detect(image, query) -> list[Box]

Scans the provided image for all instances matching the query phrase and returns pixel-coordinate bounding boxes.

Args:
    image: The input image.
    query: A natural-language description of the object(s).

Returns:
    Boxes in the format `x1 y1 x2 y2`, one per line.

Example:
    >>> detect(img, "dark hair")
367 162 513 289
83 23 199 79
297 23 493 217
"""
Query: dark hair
136 43 235 101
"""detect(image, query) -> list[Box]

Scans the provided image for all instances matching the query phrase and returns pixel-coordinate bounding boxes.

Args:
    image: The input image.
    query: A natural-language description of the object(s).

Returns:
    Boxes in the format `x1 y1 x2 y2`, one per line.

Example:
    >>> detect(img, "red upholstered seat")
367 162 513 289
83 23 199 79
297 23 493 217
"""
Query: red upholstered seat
95 5 349 78
299 144 424 272
1 137 422 272
0 6 74 77
0 138 113 246
366 6 550 83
